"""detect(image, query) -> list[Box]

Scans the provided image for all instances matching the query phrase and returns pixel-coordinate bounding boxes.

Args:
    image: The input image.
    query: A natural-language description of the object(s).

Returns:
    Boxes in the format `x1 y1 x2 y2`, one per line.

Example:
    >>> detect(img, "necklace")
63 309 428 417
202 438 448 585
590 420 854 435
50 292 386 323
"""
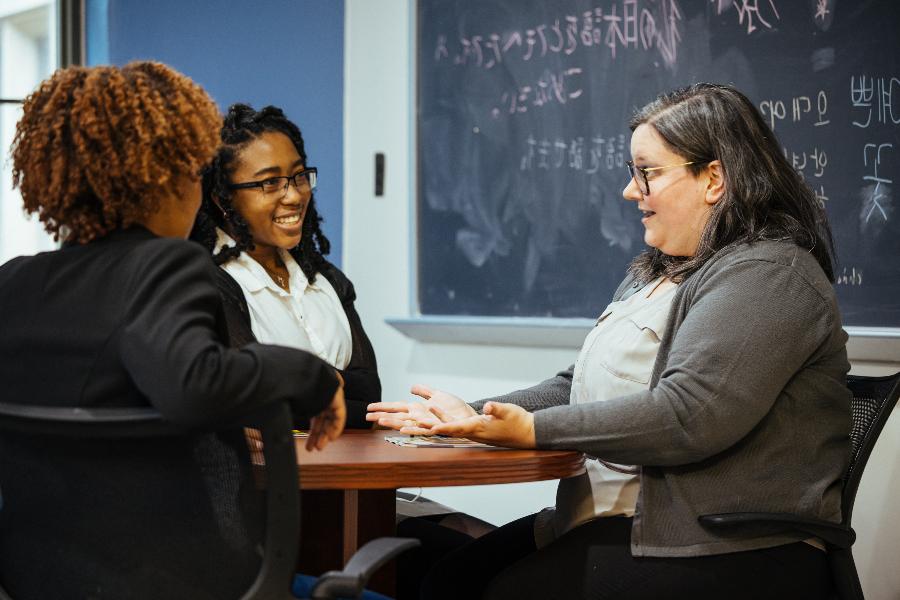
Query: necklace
261 263 290 291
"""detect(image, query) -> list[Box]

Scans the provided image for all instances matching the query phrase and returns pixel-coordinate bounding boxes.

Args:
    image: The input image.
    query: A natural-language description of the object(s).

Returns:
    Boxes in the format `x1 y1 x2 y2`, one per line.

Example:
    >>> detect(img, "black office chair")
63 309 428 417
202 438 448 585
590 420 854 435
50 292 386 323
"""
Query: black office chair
0 401 417 600
699 372 900 600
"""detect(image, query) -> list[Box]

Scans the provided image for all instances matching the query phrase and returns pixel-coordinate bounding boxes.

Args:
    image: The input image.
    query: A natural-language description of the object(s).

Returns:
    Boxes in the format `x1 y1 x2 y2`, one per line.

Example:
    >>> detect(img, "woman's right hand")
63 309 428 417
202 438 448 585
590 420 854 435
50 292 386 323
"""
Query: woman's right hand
366 384 477 434
307 376 346 451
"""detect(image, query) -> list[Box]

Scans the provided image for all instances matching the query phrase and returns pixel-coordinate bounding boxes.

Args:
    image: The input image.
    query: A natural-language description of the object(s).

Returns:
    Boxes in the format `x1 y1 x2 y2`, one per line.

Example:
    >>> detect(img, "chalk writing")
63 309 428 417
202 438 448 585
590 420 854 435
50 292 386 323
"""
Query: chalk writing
815 90 830 126
862 143 893 224
710 0 781 34
834 267 863 286
708 0 730 15
638 0 682 66
784 145 828 179
850 75 900 128
520 133 627 173
734 0 780 34
812 0 834 31
435 0 685 70
759 90 829 131
809 147 827 178
759 98 785 131
491 68 584 118
813 185 829 209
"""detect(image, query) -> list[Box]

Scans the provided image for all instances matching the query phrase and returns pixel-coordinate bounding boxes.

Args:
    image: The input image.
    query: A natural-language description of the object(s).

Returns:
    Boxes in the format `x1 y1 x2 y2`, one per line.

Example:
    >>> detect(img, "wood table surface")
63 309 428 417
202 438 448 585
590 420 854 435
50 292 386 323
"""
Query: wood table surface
294 428 586 489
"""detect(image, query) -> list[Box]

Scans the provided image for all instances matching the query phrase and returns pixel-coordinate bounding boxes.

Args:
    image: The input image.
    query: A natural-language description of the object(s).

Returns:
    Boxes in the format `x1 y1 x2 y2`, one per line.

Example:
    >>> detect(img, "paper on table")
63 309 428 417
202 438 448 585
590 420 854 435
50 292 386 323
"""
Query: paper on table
384 435 509 449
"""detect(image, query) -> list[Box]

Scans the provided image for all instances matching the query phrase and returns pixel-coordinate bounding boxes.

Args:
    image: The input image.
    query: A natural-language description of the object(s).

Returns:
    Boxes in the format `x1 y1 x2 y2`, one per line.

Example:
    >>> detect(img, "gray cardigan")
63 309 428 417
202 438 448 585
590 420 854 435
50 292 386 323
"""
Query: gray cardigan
474 241 851 557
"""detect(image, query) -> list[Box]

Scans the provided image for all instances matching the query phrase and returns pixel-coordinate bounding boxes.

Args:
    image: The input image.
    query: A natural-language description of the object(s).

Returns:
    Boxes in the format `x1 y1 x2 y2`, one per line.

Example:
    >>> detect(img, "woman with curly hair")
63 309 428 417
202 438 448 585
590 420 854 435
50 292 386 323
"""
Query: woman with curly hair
0 62 345 598
190 103 379 428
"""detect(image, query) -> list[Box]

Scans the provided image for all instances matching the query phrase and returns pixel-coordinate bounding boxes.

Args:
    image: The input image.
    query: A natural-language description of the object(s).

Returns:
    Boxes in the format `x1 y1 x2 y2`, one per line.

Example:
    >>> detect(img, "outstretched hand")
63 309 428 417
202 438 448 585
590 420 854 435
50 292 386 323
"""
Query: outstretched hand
366 384 477 435
428 401 536 449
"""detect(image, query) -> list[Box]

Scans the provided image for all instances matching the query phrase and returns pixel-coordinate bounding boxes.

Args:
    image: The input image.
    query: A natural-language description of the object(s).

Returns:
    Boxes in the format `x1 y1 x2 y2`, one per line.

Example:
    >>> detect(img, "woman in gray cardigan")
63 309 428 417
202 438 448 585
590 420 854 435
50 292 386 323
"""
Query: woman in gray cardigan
369 84 849 600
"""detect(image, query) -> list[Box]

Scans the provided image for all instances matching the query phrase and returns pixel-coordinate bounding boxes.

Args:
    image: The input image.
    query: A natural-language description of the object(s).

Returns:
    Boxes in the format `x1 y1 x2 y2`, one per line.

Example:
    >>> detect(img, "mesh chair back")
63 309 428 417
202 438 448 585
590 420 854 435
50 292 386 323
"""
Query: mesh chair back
825 373 900 600
0 402 299 600
842 373 900 525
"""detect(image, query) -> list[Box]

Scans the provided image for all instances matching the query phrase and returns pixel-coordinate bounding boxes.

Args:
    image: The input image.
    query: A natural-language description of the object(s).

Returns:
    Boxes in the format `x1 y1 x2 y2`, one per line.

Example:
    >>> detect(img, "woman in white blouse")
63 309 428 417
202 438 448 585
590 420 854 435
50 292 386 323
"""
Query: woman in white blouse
191 103 379 427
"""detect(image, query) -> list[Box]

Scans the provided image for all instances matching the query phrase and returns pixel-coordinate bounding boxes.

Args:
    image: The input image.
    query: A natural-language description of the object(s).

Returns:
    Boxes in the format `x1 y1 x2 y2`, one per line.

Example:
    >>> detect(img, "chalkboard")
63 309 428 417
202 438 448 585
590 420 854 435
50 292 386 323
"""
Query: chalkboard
416 0 900 328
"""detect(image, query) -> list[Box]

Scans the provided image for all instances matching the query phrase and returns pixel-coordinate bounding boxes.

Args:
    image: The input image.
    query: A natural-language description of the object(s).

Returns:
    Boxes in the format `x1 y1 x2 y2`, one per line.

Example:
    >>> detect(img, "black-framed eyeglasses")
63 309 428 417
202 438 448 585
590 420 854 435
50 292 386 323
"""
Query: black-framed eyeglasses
625 160 700 196
228 167 317 196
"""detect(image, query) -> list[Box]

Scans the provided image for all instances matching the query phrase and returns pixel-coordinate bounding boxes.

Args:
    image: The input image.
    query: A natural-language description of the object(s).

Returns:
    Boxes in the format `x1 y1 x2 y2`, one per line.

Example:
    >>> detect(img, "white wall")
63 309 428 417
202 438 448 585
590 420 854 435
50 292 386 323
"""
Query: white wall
343 0 900 596
343 0 569 525
0 1 56 263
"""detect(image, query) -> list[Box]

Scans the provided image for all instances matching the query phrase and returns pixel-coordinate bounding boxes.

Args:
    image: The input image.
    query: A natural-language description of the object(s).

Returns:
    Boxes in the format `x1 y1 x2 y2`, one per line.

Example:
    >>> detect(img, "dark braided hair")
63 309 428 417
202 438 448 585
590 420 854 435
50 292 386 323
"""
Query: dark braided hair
190 103 330 282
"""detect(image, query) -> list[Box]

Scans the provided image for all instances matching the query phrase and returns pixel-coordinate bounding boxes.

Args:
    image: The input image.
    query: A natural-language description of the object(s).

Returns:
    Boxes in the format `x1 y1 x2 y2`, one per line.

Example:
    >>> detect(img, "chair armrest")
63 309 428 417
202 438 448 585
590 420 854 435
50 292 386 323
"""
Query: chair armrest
237 402 301 600
0 402 173 437
698 512 855 549
0 400 288 437
310 537 420 599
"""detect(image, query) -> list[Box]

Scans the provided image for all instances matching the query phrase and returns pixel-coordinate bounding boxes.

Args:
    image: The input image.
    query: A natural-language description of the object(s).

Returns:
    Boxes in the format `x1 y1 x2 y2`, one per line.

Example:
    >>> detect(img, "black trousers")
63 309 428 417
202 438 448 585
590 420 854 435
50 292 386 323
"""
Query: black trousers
396 515 476 600
419 514 833 600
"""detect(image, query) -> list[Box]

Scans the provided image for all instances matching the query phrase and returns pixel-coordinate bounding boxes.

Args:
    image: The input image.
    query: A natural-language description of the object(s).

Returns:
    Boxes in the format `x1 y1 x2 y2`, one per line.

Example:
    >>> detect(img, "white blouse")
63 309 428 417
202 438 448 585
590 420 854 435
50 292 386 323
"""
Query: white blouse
215 229 352 369
535 277 677 547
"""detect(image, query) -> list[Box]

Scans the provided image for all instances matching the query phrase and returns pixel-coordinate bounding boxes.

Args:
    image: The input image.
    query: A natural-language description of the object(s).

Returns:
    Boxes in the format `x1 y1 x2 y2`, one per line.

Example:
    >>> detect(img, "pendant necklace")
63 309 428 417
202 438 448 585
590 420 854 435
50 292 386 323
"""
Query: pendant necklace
262 263 289 291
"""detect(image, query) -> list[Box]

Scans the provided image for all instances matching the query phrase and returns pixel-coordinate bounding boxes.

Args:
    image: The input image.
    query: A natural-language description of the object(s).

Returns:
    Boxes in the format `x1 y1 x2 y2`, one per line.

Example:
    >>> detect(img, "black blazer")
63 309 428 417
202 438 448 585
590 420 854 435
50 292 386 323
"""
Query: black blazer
0 227 339 598
212 258 381 428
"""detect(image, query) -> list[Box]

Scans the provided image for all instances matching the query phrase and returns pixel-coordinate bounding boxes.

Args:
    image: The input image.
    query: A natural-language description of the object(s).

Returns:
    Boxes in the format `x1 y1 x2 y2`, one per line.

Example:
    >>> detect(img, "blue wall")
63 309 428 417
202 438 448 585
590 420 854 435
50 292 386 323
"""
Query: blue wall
86 0 345 266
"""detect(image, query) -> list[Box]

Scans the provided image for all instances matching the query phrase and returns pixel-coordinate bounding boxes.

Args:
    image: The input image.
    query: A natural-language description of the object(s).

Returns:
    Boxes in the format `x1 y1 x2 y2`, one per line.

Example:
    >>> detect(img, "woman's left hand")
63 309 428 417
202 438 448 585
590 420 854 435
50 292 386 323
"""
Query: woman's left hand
427 402 536 449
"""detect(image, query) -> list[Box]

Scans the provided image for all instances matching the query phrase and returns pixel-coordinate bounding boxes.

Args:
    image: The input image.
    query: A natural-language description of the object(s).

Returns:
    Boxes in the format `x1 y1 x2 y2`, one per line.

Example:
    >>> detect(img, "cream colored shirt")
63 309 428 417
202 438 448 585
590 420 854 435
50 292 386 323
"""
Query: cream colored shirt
535 277 677 547
215 229 352 369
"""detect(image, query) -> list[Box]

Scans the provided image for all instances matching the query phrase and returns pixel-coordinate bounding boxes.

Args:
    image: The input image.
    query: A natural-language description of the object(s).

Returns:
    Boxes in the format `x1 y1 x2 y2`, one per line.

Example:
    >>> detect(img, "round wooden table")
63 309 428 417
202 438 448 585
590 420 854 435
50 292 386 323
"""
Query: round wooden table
295 428 585 489
292 429 584 594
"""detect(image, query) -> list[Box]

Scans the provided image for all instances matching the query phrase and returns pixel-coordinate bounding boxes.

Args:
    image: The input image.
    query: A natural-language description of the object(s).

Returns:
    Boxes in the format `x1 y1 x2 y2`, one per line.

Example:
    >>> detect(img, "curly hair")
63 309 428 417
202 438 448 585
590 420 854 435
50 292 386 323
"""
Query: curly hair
10 61 221 244
190 103 330 282
627 83 835 284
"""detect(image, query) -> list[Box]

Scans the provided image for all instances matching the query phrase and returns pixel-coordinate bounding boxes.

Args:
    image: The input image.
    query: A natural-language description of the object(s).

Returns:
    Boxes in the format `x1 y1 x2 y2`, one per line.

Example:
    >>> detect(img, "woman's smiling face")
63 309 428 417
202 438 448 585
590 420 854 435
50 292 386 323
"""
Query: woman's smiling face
228 131 309 252
622 123 720 257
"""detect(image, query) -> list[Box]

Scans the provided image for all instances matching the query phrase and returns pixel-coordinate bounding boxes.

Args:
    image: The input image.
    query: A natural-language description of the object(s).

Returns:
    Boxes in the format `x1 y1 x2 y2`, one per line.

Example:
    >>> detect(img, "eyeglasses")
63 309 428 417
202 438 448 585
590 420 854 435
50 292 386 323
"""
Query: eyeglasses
625 161 700 196
228 167 317 197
